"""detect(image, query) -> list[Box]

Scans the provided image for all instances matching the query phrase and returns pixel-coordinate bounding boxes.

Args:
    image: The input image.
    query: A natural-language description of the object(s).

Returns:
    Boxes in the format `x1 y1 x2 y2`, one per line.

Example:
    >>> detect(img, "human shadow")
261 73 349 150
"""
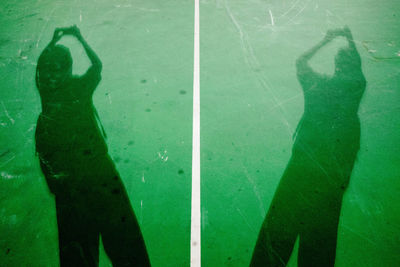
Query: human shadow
35 26 150 267
250 26 366 267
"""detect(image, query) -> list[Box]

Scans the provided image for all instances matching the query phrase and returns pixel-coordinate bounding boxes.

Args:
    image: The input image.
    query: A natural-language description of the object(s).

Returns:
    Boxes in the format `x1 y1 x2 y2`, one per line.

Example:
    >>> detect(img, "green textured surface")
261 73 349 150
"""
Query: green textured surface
1 0 400 266
201 0 400 266
0 0 193 266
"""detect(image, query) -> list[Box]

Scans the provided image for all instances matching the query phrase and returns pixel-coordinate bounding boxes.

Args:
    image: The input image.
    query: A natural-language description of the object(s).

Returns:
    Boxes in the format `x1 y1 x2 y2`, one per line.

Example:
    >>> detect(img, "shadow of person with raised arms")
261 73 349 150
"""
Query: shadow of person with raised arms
250 26 366 267
35 26 150 267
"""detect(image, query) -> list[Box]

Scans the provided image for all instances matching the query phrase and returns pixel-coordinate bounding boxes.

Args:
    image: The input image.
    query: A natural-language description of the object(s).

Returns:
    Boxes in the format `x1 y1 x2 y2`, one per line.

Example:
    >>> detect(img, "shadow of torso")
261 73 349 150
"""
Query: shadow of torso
35 69 107 194
292 67 366 193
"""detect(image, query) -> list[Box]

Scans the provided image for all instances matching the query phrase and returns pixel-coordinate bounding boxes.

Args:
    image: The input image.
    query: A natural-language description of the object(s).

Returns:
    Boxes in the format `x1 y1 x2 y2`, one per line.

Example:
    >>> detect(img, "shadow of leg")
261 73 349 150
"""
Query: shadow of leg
56 195 100 267
95 158 150 267
297 193 342 267
250 167 302 267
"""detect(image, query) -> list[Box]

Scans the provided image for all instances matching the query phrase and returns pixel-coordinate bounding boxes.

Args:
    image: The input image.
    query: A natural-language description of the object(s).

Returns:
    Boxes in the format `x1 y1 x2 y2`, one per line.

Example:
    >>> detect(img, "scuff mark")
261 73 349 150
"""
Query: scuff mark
157 150 168 162
136 7 159 12
362 41 400 60
1 171 18 180
26 124 35 133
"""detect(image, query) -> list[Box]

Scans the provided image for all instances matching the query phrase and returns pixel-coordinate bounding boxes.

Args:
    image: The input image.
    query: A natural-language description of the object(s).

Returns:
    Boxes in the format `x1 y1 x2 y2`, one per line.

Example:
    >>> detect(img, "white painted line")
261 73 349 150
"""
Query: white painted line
190 0 201 266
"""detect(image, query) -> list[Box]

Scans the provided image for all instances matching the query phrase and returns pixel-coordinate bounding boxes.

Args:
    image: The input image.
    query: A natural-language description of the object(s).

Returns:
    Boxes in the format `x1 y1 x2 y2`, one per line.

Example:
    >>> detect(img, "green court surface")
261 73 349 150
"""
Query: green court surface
0 0 400 266
201 0 400 266
1 1 193 266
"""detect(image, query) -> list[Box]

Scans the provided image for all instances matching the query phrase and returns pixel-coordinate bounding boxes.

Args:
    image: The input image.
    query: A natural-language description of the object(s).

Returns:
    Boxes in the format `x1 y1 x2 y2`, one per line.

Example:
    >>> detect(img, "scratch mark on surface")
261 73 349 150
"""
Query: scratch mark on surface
240 162 266 217
325 9 345 25
269 9 274 26
140 200 143 224
142 172 145 183
223 0 294 135
236 207 257 232
341 224 376 245
296 141 331 180
0 155 16 168
268 92 303 112
279 0 301 18
35 7 57 48
1 101 15 124
285 1 308 26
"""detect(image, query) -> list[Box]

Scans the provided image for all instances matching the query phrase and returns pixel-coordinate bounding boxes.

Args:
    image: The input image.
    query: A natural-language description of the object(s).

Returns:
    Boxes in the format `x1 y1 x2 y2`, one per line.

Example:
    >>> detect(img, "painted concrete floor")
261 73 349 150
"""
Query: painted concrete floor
1 0 399 266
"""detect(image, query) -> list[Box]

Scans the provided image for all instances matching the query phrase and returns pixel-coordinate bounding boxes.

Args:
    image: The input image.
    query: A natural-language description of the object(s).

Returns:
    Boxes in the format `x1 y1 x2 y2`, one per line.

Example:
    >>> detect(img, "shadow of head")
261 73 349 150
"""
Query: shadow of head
36 45 73 90
334 47 361 76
